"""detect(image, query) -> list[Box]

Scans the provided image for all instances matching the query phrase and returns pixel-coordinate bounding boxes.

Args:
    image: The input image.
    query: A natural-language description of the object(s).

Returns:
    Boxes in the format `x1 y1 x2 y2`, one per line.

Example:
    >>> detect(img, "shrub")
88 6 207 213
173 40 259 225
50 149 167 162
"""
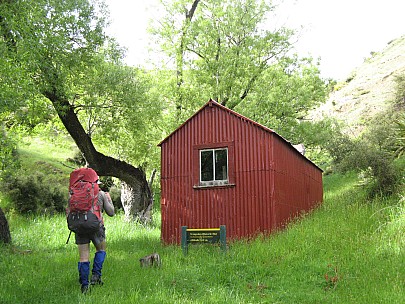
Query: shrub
323 106 404 198
329 137 400 198
394 74 405 108
66 150 86 167
357 152 400 198
0 126 20 181
394 113 405 157
2 172 67 214
109 185 123 210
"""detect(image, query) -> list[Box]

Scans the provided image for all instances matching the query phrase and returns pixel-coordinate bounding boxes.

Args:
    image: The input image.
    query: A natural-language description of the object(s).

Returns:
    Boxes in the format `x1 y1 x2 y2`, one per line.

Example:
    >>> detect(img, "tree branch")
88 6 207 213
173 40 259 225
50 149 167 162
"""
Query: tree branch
186 0 201 21
43 90 145 182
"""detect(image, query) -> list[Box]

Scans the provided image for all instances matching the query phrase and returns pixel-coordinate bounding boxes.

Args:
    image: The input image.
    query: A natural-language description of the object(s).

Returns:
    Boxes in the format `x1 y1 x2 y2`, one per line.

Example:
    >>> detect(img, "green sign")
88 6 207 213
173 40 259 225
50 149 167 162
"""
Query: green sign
188 228 220 243
181 225 227 255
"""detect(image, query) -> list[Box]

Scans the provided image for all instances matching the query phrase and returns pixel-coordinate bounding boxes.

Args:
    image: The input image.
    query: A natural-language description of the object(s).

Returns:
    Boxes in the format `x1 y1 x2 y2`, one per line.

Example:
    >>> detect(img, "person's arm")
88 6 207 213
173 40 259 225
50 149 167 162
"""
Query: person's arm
100 191 115 217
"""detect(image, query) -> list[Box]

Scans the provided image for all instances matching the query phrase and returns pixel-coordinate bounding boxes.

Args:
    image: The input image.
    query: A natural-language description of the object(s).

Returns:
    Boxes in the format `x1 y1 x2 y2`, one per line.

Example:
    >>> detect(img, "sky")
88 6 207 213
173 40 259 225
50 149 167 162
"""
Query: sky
105 0 405 81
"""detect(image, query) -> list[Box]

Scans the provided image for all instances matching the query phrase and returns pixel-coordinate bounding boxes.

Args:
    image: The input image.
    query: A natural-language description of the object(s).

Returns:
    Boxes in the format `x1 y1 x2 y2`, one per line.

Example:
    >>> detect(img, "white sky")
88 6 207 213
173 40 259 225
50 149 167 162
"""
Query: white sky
105 0 405 81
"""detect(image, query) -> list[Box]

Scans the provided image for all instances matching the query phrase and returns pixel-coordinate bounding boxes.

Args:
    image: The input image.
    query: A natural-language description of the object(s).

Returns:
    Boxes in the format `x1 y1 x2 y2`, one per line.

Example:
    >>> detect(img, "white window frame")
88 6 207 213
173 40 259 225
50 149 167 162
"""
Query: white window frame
199 148 228 186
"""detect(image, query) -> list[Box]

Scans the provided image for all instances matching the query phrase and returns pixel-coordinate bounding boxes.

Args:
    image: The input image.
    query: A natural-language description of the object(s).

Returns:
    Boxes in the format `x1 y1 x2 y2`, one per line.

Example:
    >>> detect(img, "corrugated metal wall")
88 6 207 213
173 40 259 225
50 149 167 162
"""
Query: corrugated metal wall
272 135 323 228
160 101 323 244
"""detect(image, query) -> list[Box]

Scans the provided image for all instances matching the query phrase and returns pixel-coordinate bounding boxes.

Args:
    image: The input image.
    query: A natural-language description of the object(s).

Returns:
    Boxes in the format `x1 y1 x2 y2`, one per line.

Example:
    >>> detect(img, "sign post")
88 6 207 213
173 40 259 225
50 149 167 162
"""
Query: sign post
181 225 227 255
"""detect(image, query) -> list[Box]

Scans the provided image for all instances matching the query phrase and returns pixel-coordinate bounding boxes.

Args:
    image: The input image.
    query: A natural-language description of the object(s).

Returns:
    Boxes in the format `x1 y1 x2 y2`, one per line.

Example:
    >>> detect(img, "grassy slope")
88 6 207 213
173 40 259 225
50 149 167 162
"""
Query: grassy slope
0 139 404 303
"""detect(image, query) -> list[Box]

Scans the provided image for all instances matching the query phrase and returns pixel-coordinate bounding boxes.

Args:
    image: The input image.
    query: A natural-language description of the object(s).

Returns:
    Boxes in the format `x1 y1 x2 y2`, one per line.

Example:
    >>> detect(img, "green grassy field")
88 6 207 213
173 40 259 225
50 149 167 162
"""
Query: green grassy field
1 173 403 303
0 138 404 303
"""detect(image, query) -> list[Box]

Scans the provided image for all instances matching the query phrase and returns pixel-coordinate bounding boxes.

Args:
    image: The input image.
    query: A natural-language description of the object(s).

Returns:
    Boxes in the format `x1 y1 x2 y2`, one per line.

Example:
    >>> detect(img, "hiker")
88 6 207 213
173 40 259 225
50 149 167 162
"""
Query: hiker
67 168 115 294
76 184 114 293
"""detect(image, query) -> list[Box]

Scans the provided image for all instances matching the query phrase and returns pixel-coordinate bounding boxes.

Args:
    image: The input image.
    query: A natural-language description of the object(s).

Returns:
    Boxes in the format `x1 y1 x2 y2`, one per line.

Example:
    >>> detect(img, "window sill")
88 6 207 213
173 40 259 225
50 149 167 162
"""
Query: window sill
193 183 236 190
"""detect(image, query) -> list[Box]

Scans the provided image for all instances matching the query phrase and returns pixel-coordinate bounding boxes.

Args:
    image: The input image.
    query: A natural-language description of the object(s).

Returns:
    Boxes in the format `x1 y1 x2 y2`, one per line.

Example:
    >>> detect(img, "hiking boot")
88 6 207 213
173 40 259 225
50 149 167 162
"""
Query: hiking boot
90 274 103 286
81 284 90 294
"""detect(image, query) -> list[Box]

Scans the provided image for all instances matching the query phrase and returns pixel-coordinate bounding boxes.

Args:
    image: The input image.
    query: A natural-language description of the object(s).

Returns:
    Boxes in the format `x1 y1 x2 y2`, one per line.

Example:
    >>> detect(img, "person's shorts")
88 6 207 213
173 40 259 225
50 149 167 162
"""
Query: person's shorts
75 225 106 245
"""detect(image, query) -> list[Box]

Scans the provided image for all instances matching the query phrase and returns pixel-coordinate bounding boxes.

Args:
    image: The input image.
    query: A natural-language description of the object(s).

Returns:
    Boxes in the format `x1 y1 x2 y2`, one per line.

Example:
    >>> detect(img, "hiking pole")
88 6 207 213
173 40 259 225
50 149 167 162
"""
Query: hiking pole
66 231 72 244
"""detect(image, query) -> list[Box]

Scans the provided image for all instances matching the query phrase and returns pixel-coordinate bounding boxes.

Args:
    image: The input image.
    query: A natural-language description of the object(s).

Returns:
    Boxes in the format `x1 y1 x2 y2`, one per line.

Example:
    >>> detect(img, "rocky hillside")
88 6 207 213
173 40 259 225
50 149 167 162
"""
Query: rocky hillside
312 35 405 135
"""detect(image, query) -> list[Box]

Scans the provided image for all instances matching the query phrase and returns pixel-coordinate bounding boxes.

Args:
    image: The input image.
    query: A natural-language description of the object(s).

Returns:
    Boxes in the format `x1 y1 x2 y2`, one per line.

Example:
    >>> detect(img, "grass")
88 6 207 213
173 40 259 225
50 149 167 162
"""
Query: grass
1 172 404 303
0 139 404 303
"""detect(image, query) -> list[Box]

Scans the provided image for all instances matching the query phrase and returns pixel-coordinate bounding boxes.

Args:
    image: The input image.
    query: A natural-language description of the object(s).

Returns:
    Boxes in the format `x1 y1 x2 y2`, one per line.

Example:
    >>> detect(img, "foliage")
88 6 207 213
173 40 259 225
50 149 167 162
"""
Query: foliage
0 0 164 174
88 67 164 172
2 171 66 214
0 134 75 214
353 148 399 198
0 123 20 181
1 0 330 181
394 74 405 108
328 139 397 197
323 109 404 198
394 112 405 157
235 59 328 139
152 0 328 142
294 118 344 170
0 0 109 106
0 173 403 303
66 150 87 167
1 97 54 131
361 110 399 154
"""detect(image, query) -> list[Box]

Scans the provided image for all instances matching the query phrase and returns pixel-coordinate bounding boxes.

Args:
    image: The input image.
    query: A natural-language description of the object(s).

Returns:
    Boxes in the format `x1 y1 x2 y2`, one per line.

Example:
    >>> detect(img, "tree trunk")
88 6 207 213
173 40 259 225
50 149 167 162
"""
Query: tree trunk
43 90 153 223
0 207 11 244
175 0 201 118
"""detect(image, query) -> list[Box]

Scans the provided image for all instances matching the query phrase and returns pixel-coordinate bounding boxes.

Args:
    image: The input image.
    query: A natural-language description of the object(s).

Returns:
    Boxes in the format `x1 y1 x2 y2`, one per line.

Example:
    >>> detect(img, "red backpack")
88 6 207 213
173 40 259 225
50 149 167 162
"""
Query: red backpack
67 167 101 234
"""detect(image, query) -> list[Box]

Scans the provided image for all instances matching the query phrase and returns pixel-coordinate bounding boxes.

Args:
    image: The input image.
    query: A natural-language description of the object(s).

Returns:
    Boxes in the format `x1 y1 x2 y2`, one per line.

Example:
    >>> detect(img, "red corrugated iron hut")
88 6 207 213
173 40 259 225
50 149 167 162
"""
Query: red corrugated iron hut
158 100 323 244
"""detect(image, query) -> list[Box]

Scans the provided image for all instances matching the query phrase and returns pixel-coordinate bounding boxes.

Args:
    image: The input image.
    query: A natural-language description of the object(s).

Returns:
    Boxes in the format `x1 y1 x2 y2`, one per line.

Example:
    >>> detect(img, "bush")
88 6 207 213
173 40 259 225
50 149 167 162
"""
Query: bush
2 172 67 214
356 152 400 198
109 185 123 210
0 126 20 181
66 150 86 167
327 136 401 198
323 106 405 199
394 74 405 108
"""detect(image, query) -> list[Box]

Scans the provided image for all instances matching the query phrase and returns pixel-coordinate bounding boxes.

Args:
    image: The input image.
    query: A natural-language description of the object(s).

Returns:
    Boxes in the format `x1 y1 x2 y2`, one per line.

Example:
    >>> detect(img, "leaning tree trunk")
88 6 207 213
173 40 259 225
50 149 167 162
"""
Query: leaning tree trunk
44 90 153 223
0 207 11 244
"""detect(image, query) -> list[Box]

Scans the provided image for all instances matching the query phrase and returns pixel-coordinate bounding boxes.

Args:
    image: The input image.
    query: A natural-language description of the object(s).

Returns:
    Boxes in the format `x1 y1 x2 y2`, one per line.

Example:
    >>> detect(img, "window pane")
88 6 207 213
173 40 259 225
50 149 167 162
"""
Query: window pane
215 149 228 180
200 150 213 181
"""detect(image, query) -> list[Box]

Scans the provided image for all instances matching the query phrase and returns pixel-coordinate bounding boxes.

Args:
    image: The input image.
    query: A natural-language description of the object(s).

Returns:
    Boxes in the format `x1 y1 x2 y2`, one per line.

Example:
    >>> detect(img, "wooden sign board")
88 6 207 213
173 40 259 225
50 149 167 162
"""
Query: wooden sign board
181 225 226 255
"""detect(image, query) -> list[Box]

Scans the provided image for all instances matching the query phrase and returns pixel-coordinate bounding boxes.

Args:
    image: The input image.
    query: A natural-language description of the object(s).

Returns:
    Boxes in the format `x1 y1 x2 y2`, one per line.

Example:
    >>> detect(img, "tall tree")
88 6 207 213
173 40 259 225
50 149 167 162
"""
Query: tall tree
153 0 327 139
0 0 156 222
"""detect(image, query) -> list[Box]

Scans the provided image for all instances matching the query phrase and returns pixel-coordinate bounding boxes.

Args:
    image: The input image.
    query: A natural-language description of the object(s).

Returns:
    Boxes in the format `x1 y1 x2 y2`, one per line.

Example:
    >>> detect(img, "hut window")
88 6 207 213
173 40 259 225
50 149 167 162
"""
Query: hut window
200 148 228 185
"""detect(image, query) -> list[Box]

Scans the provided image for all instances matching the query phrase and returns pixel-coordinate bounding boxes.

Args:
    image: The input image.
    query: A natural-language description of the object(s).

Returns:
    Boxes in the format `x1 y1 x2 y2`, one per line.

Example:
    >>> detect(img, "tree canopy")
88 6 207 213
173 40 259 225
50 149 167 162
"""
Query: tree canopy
0 0 161 221
151 0 328 142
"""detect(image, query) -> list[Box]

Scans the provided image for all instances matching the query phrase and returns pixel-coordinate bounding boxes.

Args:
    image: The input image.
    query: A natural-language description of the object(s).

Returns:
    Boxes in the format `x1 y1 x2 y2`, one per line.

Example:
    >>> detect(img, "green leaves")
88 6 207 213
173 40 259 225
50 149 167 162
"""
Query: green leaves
1 0 162 172
152 0 328 143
